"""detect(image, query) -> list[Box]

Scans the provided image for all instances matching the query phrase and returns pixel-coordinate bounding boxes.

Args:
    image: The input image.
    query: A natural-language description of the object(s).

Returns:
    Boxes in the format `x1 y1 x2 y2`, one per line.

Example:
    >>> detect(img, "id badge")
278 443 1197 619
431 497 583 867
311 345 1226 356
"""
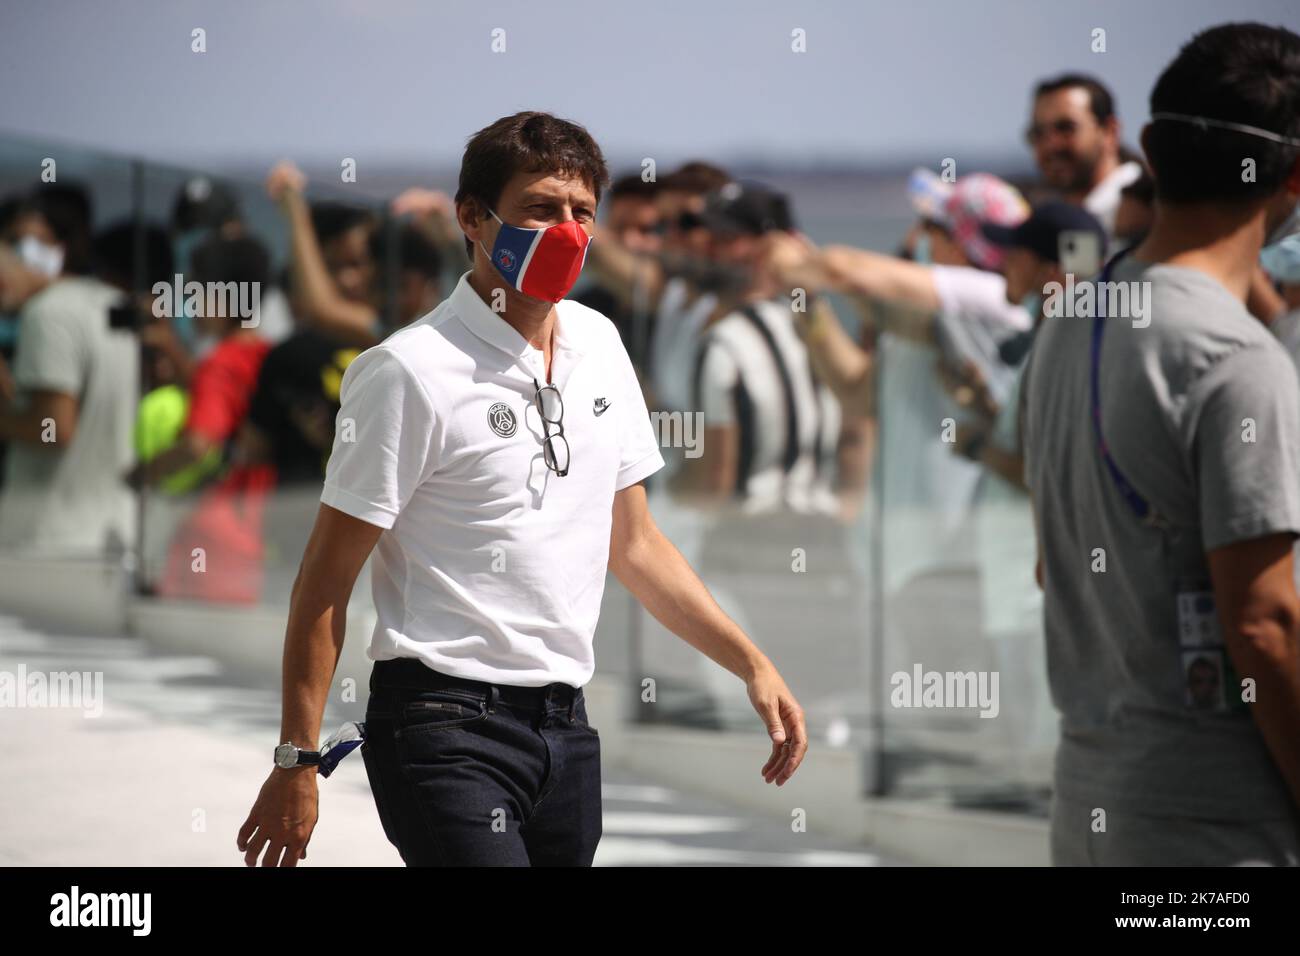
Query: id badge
1175 589 1241 713
1176 590 1221 648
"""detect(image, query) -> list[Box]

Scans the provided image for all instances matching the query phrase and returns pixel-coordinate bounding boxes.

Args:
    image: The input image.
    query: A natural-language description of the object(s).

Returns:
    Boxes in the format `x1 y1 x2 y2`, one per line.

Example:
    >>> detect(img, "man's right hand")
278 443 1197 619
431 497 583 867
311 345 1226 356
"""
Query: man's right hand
236 766 319 867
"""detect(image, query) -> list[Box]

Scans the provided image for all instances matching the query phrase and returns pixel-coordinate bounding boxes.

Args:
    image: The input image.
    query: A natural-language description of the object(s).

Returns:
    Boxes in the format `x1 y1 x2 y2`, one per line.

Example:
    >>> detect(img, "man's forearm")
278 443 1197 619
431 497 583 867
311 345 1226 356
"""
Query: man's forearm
613 524 771 682
0 404 68 446
797 297 872 406
820 245 942 315
1227 625 1300 811
138 432 211 486
835 417 874 519
279 565 353 750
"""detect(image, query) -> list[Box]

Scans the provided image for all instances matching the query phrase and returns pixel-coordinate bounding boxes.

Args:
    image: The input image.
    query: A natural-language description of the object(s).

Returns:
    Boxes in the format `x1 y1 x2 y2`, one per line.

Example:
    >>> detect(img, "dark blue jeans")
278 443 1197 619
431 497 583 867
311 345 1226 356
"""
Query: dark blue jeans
361 657 603 866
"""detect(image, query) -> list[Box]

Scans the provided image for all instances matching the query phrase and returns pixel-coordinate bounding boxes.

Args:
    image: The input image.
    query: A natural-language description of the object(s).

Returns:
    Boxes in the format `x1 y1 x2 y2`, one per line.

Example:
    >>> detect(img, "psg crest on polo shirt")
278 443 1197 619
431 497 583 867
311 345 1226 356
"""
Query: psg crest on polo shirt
488 402 518 437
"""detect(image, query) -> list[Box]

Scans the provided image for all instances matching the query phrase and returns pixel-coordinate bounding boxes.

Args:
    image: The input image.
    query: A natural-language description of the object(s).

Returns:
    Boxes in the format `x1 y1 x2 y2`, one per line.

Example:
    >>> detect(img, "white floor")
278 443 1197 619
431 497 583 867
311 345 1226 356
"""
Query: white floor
0 614 882 867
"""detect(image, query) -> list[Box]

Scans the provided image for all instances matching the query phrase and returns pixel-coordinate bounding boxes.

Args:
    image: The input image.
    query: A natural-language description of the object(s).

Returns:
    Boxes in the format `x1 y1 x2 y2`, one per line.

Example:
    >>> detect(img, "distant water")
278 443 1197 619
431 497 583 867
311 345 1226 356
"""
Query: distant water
0 131 1012 260
0 129 1046 270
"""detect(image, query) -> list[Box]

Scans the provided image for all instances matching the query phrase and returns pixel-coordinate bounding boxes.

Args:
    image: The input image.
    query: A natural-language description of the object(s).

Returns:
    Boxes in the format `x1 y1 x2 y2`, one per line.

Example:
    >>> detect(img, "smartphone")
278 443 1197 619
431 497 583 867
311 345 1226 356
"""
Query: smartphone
1059 230 1102 278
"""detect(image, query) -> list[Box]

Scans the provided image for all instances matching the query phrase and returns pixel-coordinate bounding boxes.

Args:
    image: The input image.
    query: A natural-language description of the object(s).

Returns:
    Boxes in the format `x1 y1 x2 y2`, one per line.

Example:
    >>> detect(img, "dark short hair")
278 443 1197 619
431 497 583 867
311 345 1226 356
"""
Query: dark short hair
608 173 660 202
0 196 21 235
92 220 175 290
1033 73 1117 125
190 235 271 289
1146 22 1300 203
309 202 376 246
454 111 609 257
370 222 442 281
661 161 731 196
31 181 95 274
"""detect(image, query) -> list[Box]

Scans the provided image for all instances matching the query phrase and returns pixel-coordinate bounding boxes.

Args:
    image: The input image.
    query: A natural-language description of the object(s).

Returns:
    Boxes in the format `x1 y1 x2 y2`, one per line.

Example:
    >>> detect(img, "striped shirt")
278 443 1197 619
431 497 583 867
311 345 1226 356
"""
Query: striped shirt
694 299 840 514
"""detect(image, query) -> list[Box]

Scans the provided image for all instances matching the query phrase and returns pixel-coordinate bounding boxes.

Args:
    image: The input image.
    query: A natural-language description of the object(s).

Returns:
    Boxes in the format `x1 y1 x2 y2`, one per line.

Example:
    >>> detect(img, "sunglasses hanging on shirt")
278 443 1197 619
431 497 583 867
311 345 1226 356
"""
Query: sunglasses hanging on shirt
533 378 570 477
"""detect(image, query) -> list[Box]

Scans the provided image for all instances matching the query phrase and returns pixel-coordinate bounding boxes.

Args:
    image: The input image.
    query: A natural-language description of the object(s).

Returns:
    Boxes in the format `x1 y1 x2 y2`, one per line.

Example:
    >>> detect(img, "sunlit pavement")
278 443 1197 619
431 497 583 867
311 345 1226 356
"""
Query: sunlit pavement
0 614 885 867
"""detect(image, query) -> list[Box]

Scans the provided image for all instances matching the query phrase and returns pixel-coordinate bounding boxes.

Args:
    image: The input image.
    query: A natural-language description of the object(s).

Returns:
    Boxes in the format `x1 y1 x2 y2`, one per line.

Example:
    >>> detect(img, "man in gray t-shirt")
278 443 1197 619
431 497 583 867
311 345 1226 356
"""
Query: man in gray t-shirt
1022 23 1300 865
0 275 137 555
1025 258 1300 843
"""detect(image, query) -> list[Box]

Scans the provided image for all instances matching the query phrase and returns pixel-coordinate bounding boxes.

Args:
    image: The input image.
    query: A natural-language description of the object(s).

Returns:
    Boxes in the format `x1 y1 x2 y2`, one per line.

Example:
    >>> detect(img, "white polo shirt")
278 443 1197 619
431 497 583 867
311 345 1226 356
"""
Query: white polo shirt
321 271 665 687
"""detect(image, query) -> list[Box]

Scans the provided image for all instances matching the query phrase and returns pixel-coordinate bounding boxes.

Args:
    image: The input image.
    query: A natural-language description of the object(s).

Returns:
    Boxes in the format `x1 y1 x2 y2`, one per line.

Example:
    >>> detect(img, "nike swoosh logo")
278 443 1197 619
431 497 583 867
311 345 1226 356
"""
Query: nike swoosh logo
594 404 611 416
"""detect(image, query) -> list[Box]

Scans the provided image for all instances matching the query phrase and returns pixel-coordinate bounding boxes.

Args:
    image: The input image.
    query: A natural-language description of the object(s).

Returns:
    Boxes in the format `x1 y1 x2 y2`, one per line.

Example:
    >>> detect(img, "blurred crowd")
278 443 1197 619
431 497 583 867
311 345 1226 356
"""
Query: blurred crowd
0 68 1298 615
0 165 460 599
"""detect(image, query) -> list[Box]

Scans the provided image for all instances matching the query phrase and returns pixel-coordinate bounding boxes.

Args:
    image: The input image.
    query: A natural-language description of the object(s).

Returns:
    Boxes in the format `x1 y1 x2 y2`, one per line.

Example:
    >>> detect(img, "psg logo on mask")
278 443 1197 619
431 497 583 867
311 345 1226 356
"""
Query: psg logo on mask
495 249 517 272
487 402 518 438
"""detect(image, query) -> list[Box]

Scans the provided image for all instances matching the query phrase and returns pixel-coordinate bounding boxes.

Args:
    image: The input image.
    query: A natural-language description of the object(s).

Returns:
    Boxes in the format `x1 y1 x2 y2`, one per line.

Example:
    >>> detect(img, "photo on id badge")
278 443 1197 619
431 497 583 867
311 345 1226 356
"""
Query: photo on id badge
1177 589 1235 712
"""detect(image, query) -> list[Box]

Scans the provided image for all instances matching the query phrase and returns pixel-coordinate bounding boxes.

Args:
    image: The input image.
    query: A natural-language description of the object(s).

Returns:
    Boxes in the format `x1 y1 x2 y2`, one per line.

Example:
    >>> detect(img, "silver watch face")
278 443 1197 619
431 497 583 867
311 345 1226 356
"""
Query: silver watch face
274 743 297 768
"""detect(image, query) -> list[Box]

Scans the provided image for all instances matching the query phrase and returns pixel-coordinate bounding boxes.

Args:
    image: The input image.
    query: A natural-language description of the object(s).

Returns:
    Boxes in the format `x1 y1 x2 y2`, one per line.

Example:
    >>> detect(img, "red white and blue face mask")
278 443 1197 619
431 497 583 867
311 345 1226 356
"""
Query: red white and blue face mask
479 208 592 303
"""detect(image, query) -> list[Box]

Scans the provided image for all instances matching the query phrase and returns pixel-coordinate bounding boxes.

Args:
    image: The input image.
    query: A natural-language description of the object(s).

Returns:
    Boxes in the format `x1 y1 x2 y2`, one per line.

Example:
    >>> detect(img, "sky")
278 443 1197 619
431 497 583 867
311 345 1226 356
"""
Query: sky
1 0 1298 176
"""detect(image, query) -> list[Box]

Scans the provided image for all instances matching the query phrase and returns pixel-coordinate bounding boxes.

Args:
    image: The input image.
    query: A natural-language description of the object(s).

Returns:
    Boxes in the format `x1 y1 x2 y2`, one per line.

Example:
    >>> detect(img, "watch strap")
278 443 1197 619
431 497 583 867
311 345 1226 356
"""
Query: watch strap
276 743 322 768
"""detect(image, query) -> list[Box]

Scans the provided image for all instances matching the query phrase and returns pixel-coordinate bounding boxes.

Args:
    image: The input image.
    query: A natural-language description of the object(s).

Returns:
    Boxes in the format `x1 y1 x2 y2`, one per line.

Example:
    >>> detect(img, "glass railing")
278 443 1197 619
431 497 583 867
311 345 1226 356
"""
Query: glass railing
0 131 1052 815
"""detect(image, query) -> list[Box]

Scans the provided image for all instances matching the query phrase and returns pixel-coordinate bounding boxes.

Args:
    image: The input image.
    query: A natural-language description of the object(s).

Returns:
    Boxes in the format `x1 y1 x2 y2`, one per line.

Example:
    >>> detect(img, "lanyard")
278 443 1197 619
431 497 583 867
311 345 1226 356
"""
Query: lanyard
1088 251 1168 530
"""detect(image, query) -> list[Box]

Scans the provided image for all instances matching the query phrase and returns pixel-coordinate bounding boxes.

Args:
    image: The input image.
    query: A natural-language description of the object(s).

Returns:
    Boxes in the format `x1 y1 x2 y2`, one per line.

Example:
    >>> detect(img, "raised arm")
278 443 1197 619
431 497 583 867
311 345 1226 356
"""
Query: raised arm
266 161 379 347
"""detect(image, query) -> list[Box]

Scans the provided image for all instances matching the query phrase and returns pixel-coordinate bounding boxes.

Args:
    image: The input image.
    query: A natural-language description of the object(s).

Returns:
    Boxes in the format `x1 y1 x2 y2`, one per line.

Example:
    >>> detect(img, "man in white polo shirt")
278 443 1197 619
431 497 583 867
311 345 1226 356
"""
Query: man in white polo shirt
237 111 808 867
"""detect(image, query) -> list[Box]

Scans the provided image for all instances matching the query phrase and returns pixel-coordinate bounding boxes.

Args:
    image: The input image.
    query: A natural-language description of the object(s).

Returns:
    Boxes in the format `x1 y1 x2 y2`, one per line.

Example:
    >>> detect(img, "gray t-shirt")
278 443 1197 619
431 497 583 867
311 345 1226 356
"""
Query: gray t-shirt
0 277 138 555
1023 256 1300 821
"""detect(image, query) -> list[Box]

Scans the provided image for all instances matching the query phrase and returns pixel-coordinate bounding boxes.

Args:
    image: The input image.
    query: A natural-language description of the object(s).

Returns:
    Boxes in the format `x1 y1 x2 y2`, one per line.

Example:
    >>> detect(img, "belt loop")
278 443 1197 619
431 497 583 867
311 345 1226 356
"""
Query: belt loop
567 690 576 722
487 685 498 714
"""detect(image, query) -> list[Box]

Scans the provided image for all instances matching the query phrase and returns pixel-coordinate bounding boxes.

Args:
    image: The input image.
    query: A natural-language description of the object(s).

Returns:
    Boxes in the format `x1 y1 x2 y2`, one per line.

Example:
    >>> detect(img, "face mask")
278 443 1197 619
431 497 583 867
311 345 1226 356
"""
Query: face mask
1265 199 1300 250
479 208 592 303
1261 233 1300 283
16 236 63 278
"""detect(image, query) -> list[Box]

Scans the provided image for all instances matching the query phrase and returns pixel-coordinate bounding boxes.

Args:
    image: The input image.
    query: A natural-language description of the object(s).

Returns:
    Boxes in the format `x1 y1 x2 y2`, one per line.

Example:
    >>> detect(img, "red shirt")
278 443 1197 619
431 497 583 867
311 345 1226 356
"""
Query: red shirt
185 336 272 444
161 335 273 604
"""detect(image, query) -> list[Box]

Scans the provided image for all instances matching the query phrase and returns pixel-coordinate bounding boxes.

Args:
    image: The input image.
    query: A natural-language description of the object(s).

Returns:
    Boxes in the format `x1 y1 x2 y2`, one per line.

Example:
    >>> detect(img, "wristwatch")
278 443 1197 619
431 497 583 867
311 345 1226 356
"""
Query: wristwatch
274 742 323 769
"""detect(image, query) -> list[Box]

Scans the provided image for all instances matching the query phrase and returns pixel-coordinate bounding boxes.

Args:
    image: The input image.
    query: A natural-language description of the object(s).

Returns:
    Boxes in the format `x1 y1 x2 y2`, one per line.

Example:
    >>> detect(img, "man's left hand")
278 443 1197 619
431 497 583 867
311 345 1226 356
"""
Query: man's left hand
746 663 808 786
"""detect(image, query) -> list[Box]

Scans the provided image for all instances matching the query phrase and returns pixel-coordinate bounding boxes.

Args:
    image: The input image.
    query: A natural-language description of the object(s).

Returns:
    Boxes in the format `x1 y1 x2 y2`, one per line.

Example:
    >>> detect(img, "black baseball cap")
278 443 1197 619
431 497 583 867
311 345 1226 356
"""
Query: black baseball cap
172 176 241 233
700 181 795 236
980 200 1106 264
